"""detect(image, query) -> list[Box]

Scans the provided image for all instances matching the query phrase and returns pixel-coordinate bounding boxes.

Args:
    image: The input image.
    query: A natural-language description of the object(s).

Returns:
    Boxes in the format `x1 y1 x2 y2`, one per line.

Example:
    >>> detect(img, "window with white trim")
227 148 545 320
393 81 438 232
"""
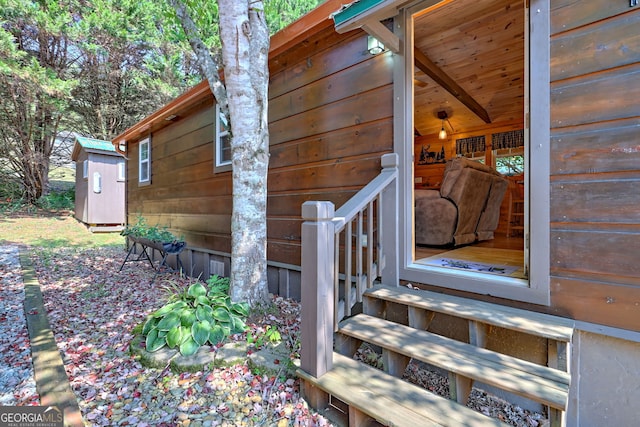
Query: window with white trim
214 104 231 171
83 160 88 179
139 137 150 184
117 159 126 181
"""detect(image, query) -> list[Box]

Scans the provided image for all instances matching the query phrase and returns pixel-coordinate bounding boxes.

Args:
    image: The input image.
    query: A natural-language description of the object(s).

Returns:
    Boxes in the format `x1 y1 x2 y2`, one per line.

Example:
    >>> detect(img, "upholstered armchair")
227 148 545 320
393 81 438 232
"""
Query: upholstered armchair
415 157 508 246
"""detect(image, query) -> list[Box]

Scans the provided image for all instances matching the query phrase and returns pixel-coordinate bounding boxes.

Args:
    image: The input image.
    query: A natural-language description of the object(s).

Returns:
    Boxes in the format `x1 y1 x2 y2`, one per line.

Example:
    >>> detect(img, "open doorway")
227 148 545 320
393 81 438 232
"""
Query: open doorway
410 0 528 280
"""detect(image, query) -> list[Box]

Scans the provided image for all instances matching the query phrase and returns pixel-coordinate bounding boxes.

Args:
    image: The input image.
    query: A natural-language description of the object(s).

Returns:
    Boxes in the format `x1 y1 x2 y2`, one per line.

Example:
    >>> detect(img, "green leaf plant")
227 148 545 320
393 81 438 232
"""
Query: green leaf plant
142 276 249 356
246 324 282 349
121 215 180 243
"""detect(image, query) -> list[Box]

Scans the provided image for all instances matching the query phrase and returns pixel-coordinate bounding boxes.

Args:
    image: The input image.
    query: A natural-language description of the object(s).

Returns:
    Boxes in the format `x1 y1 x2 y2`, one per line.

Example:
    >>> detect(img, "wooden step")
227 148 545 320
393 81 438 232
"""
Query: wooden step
297 352 509 427
365 285 574 342
338 314 570 410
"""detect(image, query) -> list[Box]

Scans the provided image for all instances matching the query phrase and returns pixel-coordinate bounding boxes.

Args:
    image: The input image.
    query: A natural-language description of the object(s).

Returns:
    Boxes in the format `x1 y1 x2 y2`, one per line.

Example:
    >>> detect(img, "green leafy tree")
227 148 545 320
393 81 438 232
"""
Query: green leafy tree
69 0 201 140
264 0 324 34
0 0 78 202
0 0 199 202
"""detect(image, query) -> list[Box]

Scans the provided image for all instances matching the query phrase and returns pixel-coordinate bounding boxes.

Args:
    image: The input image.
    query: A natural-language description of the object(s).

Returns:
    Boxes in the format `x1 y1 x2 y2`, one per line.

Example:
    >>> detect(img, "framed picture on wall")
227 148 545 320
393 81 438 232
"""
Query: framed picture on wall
417 142 447 165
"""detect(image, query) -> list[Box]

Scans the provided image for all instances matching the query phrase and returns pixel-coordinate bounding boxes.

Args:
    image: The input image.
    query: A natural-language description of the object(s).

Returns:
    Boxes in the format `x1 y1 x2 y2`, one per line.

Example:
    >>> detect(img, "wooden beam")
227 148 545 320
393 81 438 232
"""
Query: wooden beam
414 47 491 124
362 20 400 53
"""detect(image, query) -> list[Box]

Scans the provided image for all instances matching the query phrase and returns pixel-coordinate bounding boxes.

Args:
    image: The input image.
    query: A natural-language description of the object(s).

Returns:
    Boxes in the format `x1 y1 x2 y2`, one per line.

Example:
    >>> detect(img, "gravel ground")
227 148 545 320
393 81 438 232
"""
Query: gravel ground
2 244 547 426
0 245 39 406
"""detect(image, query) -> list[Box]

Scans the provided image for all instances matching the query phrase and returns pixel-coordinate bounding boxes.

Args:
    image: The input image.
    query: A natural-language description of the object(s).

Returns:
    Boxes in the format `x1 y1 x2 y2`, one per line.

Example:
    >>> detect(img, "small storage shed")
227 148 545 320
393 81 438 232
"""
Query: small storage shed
71 136 126 232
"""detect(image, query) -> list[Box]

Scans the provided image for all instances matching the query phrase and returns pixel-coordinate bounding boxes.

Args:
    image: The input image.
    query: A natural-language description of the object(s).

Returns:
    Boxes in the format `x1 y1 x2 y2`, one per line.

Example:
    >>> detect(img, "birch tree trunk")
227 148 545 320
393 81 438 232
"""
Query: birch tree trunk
218 0 270 306
170 0 270 307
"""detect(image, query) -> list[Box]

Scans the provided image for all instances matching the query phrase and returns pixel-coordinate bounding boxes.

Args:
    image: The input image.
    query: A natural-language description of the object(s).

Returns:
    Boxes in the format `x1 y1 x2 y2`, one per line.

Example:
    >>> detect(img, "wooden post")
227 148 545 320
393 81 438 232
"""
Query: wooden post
469 320 490 348
379 153 399 285
301 201 336 378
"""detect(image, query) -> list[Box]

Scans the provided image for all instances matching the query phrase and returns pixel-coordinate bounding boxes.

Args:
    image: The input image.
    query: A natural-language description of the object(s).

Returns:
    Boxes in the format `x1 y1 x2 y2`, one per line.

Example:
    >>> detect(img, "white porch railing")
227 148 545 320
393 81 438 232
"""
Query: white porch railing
300 153 399 377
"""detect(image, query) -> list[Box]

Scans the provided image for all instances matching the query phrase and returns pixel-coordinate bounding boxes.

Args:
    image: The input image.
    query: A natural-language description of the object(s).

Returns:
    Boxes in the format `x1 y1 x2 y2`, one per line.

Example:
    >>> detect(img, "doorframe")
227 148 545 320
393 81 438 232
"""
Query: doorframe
394 0 551 305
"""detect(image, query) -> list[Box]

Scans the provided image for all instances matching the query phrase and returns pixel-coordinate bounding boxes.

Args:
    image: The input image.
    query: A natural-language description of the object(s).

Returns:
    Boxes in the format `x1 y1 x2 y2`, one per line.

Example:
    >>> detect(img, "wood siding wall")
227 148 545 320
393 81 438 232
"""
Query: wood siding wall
75 151 125 225
74 152 89 224
268 28 394 265
549 1 640 331
125 98 229 252
87 153 125 225
125 26 394 273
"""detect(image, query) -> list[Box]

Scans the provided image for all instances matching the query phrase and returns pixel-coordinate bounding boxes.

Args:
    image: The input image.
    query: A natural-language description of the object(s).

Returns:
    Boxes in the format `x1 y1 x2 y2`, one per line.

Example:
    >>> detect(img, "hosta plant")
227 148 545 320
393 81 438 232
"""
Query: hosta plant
142 280 249 356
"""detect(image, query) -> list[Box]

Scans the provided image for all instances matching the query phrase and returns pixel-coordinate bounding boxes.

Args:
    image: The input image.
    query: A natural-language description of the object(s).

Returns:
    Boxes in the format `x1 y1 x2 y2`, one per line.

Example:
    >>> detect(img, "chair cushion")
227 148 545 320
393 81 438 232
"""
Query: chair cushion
440 157 501 198
415 193 457 246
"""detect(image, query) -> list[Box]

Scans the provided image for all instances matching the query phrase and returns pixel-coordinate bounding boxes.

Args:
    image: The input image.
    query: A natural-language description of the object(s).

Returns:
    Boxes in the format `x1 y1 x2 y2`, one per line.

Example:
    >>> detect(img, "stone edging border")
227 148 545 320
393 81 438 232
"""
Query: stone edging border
20 250 84 427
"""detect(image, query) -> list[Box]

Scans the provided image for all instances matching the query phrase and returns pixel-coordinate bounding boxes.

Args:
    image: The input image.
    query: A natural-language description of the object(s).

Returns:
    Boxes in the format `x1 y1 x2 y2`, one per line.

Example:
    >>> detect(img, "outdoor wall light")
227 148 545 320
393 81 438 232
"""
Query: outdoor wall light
368 35 385 55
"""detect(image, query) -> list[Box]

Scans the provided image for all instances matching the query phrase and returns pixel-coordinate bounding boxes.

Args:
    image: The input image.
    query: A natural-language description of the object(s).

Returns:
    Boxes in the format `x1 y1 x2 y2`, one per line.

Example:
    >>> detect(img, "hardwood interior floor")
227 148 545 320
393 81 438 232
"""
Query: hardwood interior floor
415 233 523 258
414 233 526 279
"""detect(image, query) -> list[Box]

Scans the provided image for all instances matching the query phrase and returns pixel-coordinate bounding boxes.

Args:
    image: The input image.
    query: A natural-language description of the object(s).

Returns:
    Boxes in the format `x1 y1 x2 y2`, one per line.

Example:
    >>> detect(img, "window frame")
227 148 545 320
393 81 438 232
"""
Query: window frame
494 147 525 176
396 0 550 305
82 160 89 179
214 104 232 173
117 159 126 182
139 137 151 185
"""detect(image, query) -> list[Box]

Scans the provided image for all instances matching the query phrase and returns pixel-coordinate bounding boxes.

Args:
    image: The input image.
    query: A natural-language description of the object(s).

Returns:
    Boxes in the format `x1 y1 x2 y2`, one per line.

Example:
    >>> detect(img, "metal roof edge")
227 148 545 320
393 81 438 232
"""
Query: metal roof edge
332 0 387 27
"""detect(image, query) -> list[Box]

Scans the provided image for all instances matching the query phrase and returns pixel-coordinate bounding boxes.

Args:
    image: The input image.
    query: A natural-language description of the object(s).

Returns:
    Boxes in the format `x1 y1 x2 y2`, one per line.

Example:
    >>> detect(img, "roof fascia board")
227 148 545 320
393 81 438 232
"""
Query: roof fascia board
73 146 120 161
270 0 344 58
333 0 409 33
84 148 120 156
333 0 388 28
71 143 82 161
111 80 211 147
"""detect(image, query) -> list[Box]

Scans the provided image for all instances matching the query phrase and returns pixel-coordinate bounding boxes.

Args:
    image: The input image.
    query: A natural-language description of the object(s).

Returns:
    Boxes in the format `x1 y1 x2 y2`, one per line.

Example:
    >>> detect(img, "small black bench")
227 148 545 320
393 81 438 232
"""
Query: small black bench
119 237 185 284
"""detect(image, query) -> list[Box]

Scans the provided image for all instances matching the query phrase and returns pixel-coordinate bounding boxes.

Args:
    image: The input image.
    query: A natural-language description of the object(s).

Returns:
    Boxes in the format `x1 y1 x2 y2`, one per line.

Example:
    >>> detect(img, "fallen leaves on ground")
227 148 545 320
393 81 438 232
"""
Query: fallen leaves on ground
32 246 332 426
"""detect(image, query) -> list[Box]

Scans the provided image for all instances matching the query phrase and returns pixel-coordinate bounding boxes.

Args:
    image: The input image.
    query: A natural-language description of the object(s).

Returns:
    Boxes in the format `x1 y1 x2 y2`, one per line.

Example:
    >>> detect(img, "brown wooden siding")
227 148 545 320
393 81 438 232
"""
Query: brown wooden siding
125 25 393 269
549 2 640 331
267 27 393 265
125 96 233 254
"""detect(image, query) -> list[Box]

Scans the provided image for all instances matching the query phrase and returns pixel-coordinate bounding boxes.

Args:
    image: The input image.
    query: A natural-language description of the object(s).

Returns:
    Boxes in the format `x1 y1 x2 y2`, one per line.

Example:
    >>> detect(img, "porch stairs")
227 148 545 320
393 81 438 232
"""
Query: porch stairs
297 284 574 427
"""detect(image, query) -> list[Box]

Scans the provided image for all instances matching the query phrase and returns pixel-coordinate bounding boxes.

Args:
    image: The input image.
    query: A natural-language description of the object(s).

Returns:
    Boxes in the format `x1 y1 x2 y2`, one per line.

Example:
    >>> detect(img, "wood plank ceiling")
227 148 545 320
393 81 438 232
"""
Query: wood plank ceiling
413 0 525 137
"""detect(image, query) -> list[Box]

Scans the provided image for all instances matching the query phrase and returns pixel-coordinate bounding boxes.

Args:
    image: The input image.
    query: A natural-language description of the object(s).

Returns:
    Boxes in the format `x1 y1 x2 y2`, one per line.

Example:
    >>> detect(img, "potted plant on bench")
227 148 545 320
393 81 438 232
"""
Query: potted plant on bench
121 216 185 254
119 217 187 282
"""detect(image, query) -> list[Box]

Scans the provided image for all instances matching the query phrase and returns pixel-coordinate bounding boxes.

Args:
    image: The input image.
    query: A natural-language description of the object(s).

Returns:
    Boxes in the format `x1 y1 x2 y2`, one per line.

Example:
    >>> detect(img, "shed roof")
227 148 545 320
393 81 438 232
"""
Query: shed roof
72 136 120 161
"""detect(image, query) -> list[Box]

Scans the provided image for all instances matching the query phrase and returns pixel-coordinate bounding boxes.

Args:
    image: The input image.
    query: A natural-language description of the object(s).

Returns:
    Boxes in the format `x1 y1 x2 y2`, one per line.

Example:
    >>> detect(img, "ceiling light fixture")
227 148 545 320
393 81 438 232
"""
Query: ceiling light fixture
438 111 448 140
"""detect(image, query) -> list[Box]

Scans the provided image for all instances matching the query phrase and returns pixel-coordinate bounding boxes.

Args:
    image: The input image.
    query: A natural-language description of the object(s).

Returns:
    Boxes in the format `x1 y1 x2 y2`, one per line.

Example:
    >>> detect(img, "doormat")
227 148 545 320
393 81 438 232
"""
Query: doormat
419 257 519 275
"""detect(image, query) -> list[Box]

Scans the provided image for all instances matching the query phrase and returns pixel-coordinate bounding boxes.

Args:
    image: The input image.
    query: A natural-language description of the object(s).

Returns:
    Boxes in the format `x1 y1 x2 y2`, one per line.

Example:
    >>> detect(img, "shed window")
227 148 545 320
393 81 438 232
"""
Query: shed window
214 104 231 171
117 159 126 181
83 160 88 179
139 137 150 184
